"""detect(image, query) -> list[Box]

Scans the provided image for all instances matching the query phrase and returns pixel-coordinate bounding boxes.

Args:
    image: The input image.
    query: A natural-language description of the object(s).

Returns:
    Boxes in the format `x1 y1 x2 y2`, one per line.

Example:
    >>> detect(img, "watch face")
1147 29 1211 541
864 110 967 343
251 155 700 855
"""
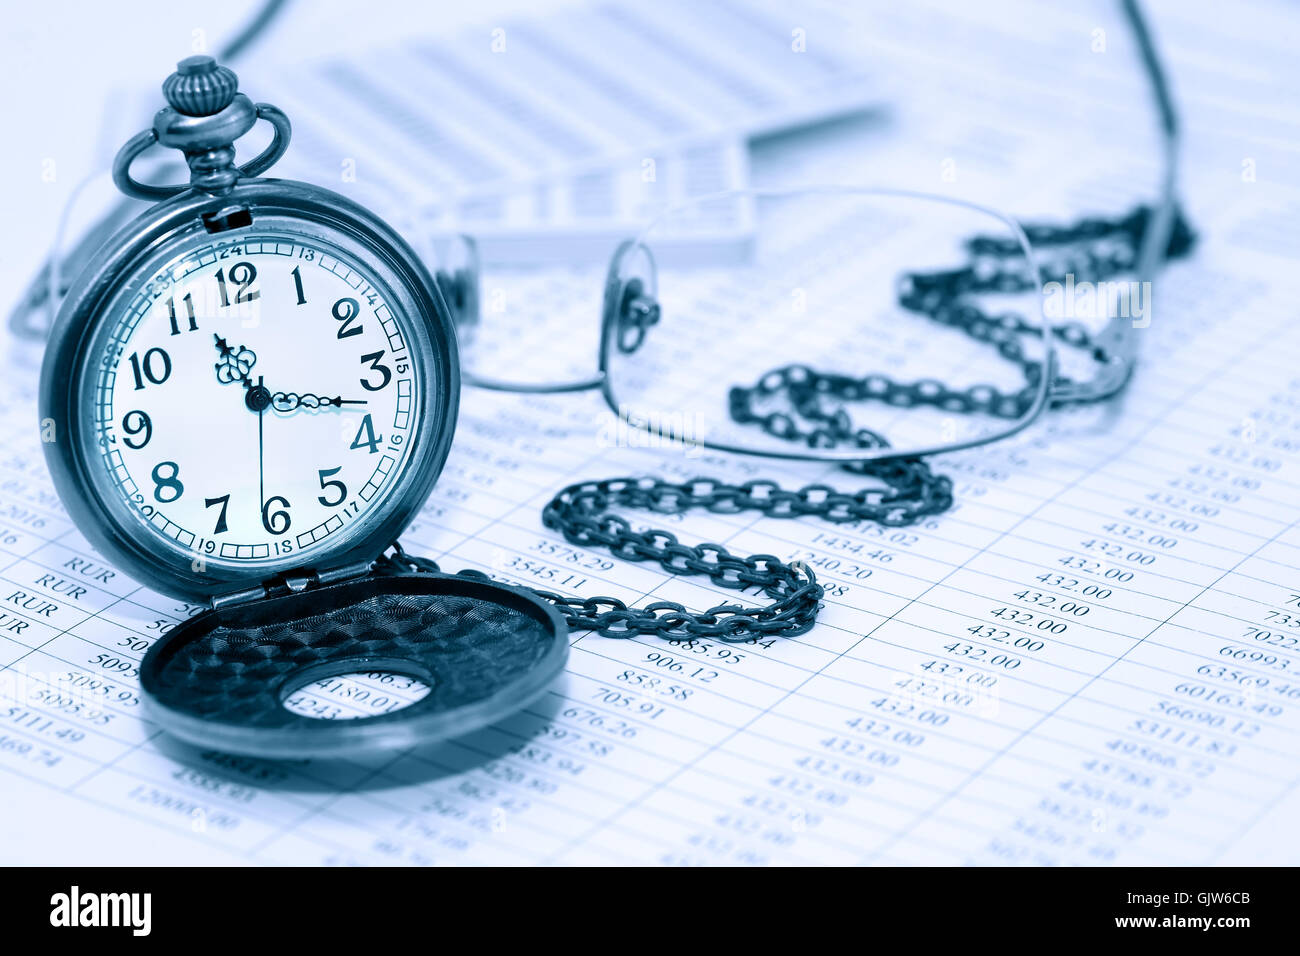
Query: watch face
80 230 424 573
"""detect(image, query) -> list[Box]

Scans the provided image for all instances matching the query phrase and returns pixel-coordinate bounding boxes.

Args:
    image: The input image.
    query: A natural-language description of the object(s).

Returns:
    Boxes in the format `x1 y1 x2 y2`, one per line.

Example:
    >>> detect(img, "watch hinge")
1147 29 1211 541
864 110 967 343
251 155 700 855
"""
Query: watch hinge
202 205 254 233
209 559 375 610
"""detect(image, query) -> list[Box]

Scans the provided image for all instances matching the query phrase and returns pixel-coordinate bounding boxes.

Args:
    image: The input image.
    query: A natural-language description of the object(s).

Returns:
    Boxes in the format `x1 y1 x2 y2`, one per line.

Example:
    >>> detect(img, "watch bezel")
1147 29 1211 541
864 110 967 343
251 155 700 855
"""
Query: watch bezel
40 178 459 603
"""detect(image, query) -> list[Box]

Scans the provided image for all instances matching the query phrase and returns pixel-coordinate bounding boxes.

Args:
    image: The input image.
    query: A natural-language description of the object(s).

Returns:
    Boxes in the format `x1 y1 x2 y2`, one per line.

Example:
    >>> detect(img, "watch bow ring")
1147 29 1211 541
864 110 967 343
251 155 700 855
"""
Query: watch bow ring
111 55 292 201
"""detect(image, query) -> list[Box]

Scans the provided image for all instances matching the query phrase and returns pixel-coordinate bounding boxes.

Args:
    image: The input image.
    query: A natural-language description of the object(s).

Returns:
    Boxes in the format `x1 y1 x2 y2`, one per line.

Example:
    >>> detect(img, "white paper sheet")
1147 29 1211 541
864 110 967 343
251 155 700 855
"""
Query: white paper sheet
0 0 1297 865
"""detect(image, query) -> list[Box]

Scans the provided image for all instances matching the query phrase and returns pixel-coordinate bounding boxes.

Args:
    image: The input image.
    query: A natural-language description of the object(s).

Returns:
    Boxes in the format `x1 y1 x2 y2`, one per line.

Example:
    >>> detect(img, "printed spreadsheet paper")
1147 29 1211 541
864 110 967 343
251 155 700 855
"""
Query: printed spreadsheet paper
2 0 1299 865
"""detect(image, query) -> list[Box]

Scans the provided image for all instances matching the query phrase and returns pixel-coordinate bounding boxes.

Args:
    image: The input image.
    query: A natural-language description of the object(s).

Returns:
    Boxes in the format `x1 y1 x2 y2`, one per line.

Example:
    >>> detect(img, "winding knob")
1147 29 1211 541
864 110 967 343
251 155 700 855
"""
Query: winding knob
162 55 239 117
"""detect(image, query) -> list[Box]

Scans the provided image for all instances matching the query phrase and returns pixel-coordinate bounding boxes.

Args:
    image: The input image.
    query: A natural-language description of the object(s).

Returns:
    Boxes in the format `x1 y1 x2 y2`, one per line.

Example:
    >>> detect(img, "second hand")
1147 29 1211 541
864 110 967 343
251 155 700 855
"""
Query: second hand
256 374 265 519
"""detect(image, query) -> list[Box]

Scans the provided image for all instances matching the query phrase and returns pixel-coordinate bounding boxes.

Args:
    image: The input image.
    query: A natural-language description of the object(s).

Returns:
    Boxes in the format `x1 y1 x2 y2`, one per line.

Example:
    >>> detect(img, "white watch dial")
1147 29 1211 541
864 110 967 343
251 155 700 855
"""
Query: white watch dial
90 235 421 568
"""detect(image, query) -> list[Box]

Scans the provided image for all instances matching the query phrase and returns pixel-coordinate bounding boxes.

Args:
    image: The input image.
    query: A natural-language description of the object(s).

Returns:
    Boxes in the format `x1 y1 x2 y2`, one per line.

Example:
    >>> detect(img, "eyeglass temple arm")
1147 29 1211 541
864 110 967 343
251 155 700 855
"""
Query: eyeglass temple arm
1050 0 1182 407
1124 0 1182 297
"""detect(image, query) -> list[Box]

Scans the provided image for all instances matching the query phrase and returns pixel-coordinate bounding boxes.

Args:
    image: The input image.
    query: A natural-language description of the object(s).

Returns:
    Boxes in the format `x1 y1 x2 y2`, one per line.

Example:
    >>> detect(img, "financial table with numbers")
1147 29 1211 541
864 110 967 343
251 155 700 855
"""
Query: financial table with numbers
0 234 1299 866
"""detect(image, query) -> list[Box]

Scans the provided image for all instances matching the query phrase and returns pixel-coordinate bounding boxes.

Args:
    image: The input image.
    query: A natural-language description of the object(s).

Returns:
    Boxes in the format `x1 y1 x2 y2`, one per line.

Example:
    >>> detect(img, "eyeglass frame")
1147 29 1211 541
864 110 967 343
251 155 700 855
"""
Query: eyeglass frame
449 0 1181 465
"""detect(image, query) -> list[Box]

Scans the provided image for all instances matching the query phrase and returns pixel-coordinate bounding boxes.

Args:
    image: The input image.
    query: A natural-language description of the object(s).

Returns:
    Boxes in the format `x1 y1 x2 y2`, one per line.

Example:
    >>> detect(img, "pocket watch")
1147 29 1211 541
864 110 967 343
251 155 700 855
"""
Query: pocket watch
39 56 566 758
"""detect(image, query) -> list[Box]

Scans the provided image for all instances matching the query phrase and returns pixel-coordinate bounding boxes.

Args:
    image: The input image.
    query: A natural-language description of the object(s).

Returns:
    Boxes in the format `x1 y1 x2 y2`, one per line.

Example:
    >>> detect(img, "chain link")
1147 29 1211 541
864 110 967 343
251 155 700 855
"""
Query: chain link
730 203 1197 449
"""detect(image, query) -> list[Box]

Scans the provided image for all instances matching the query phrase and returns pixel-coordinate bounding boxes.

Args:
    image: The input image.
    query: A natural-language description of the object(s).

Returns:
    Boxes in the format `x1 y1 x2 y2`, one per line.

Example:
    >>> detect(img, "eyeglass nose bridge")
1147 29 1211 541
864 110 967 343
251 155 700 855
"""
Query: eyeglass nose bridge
432 234 481 337
614 280 660 353
436 265 479 332
601 238 660 356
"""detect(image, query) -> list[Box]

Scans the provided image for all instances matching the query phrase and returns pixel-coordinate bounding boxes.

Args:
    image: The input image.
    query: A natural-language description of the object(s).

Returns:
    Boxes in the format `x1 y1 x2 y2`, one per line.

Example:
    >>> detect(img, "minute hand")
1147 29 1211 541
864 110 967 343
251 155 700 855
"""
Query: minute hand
270 390 367 412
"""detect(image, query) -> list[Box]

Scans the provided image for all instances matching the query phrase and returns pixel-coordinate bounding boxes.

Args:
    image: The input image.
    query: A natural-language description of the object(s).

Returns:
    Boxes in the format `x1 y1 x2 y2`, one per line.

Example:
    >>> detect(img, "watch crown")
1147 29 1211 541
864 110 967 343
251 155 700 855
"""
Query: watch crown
162 55 239 116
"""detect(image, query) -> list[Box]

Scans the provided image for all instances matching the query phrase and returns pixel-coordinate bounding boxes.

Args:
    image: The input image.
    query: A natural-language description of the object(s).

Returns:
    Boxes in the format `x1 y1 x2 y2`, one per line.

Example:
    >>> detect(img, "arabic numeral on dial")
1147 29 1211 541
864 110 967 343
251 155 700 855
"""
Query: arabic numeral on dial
359 350 391 391
317 467 347 506
122 410 152 449
333 297 362 338
204 494 230 534
128 348 171 390
151 462 183 503
350 415 382 454
291 265 307 305
262 496 291 534
215 261 260 307
166 293 197 335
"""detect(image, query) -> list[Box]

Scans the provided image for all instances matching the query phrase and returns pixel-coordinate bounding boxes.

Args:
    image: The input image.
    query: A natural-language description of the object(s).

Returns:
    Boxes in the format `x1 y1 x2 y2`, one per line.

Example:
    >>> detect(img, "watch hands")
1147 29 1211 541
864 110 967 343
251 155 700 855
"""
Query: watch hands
255 375 265 518
213 335 365 413
270 391 368 412
214 335 256 388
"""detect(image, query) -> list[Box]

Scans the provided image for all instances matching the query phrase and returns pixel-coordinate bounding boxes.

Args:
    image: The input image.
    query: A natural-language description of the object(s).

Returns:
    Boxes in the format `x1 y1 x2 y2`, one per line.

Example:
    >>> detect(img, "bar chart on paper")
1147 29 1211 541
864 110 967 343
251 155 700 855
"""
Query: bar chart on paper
134 0 884 266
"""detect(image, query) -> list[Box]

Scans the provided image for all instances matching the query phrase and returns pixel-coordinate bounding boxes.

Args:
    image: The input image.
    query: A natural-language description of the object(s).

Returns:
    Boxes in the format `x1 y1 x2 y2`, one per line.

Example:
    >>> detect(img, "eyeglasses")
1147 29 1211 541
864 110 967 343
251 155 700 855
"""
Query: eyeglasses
442 0 1188 465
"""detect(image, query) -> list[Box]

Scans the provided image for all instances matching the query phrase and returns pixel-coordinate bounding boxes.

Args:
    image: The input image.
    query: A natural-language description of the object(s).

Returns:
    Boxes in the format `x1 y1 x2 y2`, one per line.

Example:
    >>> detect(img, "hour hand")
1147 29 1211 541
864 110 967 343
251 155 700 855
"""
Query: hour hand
214 335 257 387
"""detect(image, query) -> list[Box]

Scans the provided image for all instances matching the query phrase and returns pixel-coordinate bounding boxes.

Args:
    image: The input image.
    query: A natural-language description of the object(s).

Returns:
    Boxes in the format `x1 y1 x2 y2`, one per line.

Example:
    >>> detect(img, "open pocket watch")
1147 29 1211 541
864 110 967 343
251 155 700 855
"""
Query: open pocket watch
39 56 567 758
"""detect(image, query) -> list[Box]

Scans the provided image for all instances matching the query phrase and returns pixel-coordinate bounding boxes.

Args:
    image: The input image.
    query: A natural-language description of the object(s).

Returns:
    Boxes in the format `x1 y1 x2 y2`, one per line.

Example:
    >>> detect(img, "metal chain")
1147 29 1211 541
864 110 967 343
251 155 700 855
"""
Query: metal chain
391 205 1193 642
730 203 1197 450
384 468 952 642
